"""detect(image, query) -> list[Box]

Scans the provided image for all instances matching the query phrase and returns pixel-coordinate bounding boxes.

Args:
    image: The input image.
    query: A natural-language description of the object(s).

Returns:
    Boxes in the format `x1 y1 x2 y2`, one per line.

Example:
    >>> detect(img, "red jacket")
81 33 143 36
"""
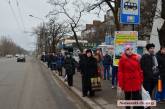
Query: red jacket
118 53 143 92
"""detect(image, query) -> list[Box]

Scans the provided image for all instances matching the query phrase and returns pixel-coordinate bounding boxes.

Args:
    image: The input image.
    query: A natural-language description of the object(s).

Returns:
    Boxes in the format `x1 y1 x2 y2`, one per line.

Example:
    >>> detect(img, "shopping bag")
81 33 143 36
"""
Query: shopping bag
91 77 102 91
117 86 125 100
64 74 67 81
157 76 162 92
142 86 151 108
142 86 151 101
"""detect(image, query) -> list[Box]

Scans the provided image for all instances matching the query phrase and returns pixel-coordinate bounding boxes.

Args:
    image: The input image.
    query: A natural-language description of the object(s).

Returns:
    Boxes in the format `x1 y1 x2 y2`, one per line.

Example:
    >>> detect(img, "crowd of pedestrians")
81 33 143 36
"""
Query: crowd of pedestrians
40 43 165 109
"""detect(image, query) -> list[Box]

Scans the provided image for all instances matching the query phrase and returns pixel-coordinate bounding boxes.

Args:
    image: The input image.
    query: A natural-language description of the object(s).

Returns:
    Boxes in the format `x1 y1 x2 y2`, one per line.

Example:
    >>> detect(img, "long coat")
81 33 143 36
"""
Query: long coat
64 57 76 76
82 56 98 91
156 51 165 80
79 54 87 74
118 53 143 92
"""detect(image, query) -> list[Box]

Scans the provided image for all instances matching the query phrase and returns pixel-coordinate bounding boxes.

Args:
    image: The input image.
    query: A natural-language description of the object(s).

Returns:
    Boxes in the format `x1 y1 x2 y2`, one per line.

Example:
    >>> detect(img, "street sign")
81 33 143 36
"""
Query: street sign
113 31 138 66
120 0 140 24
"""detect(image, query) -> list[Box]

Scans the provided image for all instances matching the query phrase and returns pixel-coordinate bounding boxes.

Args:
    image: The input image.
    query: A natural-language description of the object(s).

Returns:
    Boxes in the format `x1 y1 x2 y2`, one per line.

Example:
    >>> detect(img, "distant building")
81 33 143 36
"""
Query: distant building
81 10 115 44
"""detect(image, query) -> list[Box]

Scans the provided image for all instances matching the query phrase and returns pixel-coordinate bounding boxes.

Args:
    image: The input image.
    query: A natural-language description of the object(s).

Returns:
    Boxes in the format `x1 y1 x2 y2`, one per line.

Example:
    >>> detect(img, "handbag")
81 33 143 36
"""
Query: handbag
91 77 102 91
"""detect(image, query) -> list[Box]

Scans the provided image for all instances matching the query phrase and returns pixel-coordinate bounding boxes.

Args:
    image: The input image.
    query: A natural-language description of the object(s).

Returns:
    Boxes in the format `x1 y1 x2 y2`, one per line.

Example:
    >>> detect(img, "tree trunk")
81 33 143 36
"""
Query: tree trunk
158 0 165 46
71 25 83 52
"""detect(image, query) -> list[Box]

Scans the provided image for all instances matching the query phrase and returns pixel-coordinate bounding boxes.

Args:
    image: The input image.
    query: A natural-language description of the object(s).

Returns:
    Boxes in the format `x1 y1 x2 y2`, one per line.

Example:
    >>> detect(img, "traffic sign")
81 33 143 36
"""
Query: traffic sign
120 0 140 24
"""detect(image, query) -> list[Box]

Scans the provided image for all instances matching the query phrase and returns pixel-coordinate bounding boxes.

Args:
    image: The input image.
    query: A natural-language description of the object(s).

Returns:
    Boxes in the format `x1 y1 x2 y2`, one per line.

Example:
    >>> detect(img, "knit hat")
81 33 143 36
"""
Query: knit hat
124 45 132 51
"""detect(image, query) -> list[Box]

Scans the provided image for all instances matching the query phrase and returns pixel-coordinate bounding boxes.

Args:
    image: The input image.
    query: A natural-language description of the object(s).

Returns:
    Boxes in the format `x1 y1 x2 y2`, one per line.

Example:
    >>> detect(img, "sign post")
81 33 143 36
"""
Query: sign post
120 0 140 24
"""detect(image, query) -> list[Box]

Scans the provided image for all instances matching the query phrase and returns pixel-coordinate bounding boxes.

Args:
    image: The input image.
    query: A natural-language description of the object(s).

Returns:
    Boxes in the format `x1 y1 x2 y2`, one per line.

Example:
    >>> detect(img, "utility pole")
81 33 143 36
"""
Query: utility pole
29 15 46 54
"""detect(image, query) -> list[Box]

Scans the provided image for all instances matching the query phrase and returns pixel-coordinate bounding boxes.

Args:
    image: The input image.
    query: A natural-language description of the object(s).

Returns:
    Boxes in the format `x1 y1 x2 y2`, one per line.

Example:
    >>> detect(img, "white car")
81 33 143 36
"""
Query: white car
6 54 13 58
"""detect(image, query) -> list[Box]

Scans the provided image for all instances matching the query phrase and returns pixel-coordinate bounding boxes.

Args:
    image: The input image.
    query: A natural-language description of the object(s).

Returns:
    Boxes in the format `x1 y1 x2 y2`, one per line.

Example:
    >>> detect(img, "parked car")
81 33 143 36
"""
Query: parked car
6 54 13 58
15 54 20 58
17 55 26 62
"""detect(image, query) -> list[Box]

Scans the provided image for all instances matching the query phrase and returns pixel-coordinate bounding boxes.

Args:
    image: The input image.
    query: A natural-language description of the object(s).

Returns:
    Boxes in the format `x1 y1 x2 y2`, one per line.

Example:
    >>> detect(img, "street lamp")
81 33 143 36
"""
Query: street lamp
29 14 44 22
29 14 46 54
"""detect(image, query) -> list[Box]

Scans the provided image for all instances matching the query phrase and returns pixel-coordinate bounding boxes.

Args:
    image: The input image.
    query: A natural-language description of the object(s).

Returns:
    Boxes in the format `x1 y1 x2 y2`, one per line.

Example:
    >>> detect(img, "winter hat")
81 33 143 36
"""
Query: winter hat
86 49 92 54
146 43 155 50
124 45 132 51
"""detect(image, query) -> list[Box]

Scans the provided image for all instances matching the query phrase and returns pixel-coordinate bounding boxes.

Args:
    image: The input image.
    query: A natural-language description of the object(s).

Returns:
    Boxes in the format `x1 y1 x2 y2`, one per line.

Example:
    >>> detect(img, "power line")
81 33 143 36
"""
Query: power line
8 0 22 31
15 0 26 31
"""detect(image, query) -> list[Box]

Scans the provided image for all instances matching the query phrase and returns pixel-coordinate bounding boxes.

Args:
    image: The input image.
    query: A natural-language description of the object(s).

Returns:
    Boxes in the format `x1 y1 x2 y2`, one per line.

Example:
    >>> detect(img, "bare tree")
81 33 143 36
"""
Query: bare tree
33 17 70 53
47 17 70 52
0 36 27 56
33 24 47 54
86 0 121 30
158 0 165 46
47 0 86 52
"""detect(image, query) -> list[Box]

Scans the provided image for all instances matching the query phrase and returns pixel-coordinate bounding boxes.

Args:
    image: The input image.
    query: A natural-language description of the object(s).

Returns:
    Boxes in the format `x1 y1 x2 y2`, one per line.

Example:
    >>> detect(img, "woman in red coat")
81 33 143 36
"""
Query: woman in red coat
118 45 143 109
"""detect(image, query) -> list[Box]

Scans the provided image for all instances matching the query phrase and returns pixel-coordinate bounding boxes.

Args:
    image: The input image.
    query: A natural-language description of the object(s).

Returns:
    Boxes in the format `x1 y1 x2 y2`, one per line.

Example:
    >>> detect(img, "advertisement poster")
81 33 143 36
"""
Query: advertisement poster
113 31 138 66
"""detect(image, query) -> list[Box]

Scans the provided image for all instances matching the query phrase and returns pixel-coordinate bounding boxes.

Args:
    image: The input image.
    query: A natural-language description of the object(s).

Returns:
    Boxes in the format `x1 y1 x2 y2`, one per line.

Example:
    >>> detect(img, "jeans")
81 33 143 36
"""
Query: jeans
155 80 165 101
112 66 118 86
104 65 110 80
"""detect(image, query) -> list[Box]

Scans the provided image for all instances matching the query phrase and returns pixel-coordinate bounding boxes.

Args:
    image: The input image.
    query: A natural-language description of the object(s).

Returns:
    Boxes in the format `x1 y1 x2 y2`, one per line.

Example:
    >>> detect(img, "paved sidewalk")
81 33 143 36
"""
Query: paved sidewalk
61 69 118 109
41 61 165 109
61 68 164 109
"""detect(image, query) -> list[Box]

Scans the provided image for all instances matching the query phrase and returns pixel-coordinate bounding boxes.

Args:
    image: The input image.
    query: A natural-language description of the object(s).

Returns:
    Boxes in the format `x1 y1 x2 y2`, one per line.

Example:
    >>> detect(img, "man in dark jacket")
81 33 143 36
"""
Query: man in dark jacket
103 51 112 80
155 46 165 102
64 52 77 86
140 43 158 97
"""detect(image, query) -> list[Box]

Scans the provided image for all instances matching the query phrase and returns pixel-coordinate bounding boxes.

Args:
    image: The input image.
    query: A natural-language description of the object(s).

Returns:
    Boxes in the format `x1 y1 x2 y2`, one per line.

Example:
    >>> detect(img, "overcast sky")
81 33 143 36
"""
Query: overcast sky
0 0 104 51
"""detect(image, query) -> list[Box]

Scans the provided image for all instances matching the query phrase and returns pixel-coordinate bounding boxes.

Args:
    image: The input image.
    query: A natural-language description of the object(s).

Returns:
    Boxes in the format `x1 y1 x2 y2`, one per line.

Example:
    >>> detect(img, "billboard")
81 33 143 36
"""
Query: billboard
113 31 138 66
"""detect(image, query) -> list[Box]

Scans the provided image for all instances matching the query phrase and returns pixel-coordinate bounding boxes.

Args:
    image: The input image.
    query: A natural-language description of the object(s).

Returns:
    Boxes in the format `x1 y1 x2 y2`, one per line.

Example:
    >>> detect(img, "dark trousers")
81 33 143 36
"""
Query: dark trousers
143 79 157 98
67 75 73 86
103 65 110 80
82 76 94 96
112 66 118 86
58 67 62 76
125 91 144 109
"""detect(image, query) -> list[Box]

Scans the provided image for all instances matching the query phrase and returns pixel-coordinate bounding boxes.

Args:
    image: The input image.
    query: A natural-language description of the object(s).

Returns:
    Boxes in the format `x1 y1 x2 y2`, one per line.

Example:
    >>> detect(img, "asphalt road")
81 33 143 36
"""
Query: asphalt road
0 57 87 109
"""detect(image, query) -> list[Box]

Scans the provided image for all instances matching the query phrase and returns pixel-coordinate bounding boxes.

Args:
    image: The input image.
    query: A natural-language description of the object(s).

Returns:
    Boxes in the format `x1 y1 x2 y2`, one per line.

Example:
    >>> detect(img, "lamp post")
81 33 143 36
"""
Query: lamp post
29 15 47 54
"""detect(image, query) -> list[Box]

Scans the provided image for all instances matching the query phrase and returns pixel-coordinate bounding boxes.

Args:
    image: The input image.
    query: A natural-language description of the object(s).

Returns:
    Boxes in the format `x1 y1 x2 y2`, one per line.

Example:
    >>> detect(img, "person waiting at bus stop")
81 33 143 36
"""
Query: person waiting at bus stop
64 52 77 87
118 45 143 109
103 51 112 80
155 46 165 102
82 49 98 97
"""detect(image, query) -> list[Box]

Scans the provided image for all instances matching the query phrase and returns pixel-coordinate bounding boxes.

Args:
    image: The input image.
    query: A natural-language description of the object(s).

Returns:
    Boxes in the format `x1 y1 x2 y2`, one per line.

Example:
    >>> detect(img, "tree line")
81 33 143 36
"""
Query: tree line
0 37 27 56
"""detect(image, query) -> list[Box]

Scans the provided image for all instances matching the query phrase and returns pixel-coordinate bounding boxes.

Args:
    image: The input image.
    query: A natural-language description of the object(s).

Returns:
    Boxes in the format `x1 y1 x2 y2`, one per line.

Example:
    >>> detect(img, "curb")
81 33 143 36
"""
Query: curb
39 61 103 109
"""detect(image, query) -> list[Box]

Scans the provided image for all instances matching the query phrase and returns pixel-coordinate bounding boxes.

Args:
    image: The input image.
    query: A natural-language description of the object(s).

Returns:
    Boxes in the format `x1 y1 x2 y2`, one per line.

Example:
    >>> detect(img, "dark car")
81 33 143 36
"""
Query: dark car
17 55 26 62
